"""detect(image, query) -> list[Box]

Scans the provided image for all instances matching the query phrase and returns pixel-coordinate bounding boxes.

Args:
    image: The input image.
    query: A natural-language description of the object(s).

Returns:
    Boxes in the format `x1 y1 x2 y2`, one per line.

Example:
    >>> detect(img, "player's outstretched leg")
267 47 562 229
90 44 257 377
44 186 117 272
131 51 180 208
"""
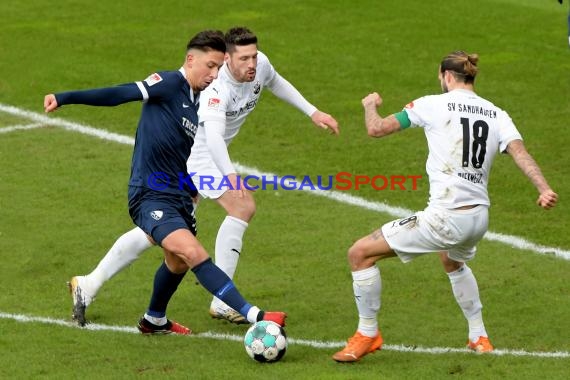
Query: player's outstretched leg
67 227 152 325
194 258 287 327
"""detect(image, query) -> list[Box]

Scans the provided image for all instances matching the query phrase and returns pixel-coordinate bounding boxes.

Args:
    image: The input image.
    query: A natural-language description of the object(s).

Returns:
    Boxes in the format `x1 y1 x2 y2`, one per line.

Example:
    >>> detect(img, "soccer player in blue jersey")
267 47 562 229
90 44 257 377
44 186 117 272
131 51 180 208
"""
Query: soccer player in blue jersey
44 30 286 334
63 27 337 327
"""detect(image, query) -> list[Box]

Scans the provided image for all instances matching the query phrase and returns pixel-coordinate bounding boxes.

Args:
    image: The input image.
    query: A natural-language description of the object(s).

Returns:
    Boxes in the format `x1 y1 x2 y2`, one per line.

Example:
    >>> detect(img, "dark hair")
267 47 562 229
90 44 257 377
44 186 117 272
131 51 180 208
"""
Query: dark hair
186 30 226 54
440 51 479 84
224 26 257 52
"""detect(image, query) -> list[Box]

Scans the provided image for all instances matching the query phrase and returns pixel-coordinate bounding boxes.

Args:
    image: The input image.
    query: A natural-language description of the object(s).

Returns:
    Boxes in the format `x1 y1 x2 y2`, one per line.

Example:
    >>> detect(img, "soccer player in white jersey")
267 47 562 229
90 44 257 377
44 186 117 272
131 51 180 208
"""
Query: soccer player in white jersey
67 26 339 326
332 51 558 362
191 27 338 323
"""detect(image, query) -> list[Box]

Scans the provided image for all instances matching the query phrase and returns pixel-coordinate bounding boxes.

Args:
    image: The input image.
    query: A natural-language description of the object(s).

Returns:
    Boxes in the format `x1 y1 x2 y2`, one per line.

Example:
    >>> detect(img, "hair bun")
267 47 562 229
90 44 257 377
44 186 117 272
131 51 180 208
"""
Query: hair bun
467 53 479 65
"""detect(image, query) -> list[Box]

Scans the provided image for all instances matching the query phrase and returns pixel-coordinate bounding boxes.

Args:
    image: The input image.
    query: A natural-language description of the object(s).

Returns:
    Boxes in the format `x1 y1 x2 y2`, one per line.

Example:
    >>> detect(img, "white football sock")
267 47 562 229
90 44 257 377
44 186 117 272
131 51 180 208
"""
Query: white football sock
352 266 381 338
211 216 248 310
447 264 488 342
246 306 261 324
83 227 153 298
144 313 167 326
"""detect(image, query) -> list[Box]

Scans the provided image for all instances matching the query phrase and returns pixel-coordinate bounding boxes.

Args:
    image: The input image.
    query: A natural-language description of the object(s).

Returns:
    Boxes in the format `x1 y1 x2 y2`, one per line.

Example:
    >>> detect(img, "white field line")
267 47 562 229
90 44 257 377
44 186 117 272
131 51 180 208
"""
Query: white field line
0 103 135 145
1 311 568 359
1 102 569 261
0 122 45 134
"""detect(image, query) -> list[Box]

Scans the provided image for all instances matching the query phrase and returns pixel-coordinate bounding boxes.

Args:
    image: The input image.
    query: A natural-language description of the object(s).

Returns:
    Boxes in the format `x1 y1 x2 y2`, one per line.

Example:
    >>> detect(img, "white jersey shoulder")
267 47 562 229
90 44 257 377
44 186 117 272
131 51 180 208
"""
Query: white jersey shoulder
198 50 275 128
404 89 522 208
190 51 277 170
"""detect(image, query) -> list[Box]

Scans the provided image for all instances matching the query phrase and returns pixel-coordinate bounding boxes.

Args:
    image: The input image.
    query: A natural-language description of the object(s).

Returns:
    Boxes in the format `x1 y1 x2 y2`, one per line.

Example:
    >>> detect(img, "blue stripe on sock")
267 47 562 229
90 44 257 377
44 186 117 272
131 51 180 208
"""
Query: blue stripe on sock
239 303 252 317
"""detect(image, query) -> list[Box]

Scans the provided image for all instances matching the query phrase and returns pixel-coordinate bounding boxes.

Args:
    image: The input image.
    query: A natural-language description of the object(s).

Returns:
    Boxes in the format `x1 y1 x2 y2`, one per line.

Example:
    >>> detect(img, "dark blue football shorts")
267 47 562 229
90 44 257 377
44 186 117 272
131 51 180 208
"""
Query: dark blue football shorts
128 187 197 246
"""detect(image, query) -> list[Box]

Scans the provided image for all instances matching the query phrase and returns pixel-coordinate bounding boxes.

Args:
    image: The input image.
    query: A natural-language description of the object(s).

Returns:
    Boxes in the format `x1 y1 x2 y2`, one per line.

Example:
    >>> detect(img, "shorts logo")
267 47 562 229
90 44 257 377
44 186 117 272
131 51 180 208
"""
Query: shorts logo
144 73 163 87
150 210 163 221
208 98 220 109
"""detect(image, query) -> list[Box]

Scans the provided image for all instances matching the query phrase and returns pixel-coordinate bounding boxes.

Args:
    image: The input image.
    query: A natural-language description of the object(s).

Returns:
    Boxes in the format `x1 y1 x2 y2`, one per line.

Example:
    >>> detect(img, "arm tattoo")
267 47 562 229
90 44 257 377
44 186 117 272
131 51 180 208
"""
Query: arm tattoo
371 229 384 241
508 141 550 192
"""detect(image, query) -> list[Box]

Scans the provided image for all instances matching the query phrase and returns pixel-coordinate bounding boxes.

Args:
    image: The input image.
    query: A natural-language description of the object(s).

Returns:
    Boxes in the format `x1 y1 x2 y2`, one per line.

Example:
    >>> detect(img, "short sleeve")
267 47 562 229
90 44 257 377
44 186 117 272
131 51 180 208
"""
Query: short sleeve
497 110 523 152
403 95 437 129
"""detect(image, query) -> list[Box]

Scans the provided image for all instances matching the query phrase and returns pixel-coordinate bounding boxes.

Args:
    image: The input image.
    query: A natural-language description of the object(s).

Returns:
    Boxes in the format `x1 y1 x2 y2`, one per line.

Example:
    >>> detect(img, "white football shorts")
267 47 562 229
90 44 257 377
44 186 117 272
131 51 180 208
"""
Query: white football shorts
381 205 489 263
188 160 230 200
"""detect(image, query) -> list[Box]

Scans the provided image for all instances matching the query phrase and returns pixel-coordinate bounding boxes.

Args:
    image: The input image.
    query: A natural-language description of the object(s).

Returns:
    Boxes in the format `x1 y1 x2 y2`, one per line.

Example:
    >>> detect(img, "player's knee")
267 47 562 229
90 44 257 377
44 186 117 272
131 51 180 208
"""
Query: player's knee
347 242 366 266
180 245 209 267
229 194 256 221
164 242 209 269
440 253 463 273
242 196 256 220
164 252 189 273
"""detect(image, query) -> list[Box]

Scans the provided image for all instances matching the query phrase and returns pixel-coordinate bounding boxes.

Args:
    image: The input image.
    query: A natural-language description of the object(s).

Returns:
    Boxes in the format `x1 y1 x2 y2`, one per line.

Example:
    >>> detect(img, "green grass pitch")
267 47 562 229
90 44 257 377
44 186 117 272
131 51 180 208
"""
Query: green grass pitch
0 0 568 378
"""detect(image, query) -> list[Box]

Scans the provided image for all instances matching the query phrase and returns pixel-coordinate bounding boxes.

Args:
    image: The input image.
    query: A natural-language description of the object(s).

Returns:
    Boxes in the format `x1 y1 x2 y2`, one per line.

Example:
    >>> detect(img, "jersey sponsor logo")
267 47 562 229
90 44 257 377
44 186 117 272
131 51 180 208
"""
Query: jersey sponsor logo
144 73 163 87
208 98 220 109
182 117 198 138
226 98 259 118
253 81 261 94
405 101 414 109
150 210 163 221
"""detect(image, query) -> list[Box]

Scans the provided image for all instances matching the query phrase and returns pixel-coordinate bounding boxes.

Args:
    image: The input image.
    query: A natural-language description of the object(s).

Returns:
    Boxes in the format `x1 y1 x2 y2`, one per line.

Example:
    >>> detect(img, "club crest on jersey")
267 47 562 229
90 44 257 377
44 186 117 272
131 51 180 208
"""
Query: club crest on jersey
253 81 261 94
208 98 220 109
405 101 414 109
144 73 163 87
182 117 198 138
150 210 163 221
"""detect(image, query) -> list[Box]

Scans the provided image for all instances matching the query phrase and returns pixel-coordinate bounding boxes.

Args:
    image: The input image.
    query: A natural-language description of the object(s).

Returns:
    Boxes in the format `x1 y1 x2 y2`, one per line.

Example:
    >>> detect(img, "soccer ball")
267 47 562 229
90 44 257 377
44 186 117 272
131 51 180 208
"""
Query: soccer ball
243 320 287 363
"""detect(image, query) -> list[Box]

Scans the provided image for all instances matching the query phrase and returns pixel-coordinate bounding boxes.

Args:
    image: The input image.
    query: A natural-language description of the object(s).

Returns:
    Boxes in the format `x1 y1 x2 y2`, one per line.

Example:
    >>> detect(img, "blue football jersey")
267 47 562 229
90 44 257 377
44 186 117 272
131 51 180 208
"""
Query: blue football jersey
129 69 199 195
55 67 199 197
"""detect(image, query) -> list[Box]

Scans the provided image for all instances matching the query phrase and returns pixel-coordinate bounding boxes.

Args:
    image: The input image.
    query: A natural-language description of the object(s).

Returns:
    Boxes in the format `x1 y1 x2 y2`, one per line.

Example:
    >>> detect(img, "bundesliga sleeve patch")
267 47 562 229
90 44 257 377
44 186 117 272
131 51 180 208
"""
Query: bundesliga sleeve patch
405 101 414 109
208 98 220 109
144 73 163 87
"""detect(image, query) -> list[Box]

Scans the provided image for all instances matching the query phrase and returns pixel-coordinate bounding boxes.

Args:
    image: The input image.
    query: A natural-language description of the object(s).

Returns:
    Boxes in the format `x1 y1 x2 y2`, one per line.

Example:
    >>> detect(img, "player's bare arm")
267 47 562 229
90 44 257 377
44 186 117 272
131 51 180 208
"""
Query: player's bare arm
506 139 558 209
311 110 340 135
362 92 401 138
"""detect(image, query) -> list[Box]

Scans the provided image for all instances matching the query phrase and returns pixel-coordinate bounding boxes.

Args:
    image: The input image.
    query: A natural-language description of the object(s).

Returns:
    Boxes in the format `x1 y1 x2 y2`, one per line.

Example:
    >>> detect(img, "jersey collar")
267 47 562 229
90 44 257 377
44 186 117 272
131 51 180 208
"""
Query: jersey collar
221 63 241 86
179 66 199 105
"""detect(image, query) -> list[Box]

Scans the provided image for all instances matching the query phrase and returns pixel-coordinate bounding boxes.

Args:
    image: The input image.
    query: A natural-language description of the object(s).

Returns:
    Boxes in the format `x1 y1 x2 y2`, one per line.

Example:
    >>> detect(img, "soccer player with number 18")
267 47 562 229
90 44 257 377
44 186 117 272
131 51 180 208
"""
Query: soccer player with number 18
333 51 558 362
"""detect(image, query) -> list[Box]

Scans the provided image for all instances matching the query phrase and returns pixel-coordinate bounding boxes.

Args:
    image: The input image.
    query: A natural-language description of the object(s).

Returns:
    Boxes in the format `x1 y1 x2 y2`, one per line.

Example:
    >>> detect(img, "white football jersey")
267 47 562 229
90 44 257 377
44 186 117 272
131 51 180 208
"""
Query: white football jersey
189 51 277 169
404 89 522 208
